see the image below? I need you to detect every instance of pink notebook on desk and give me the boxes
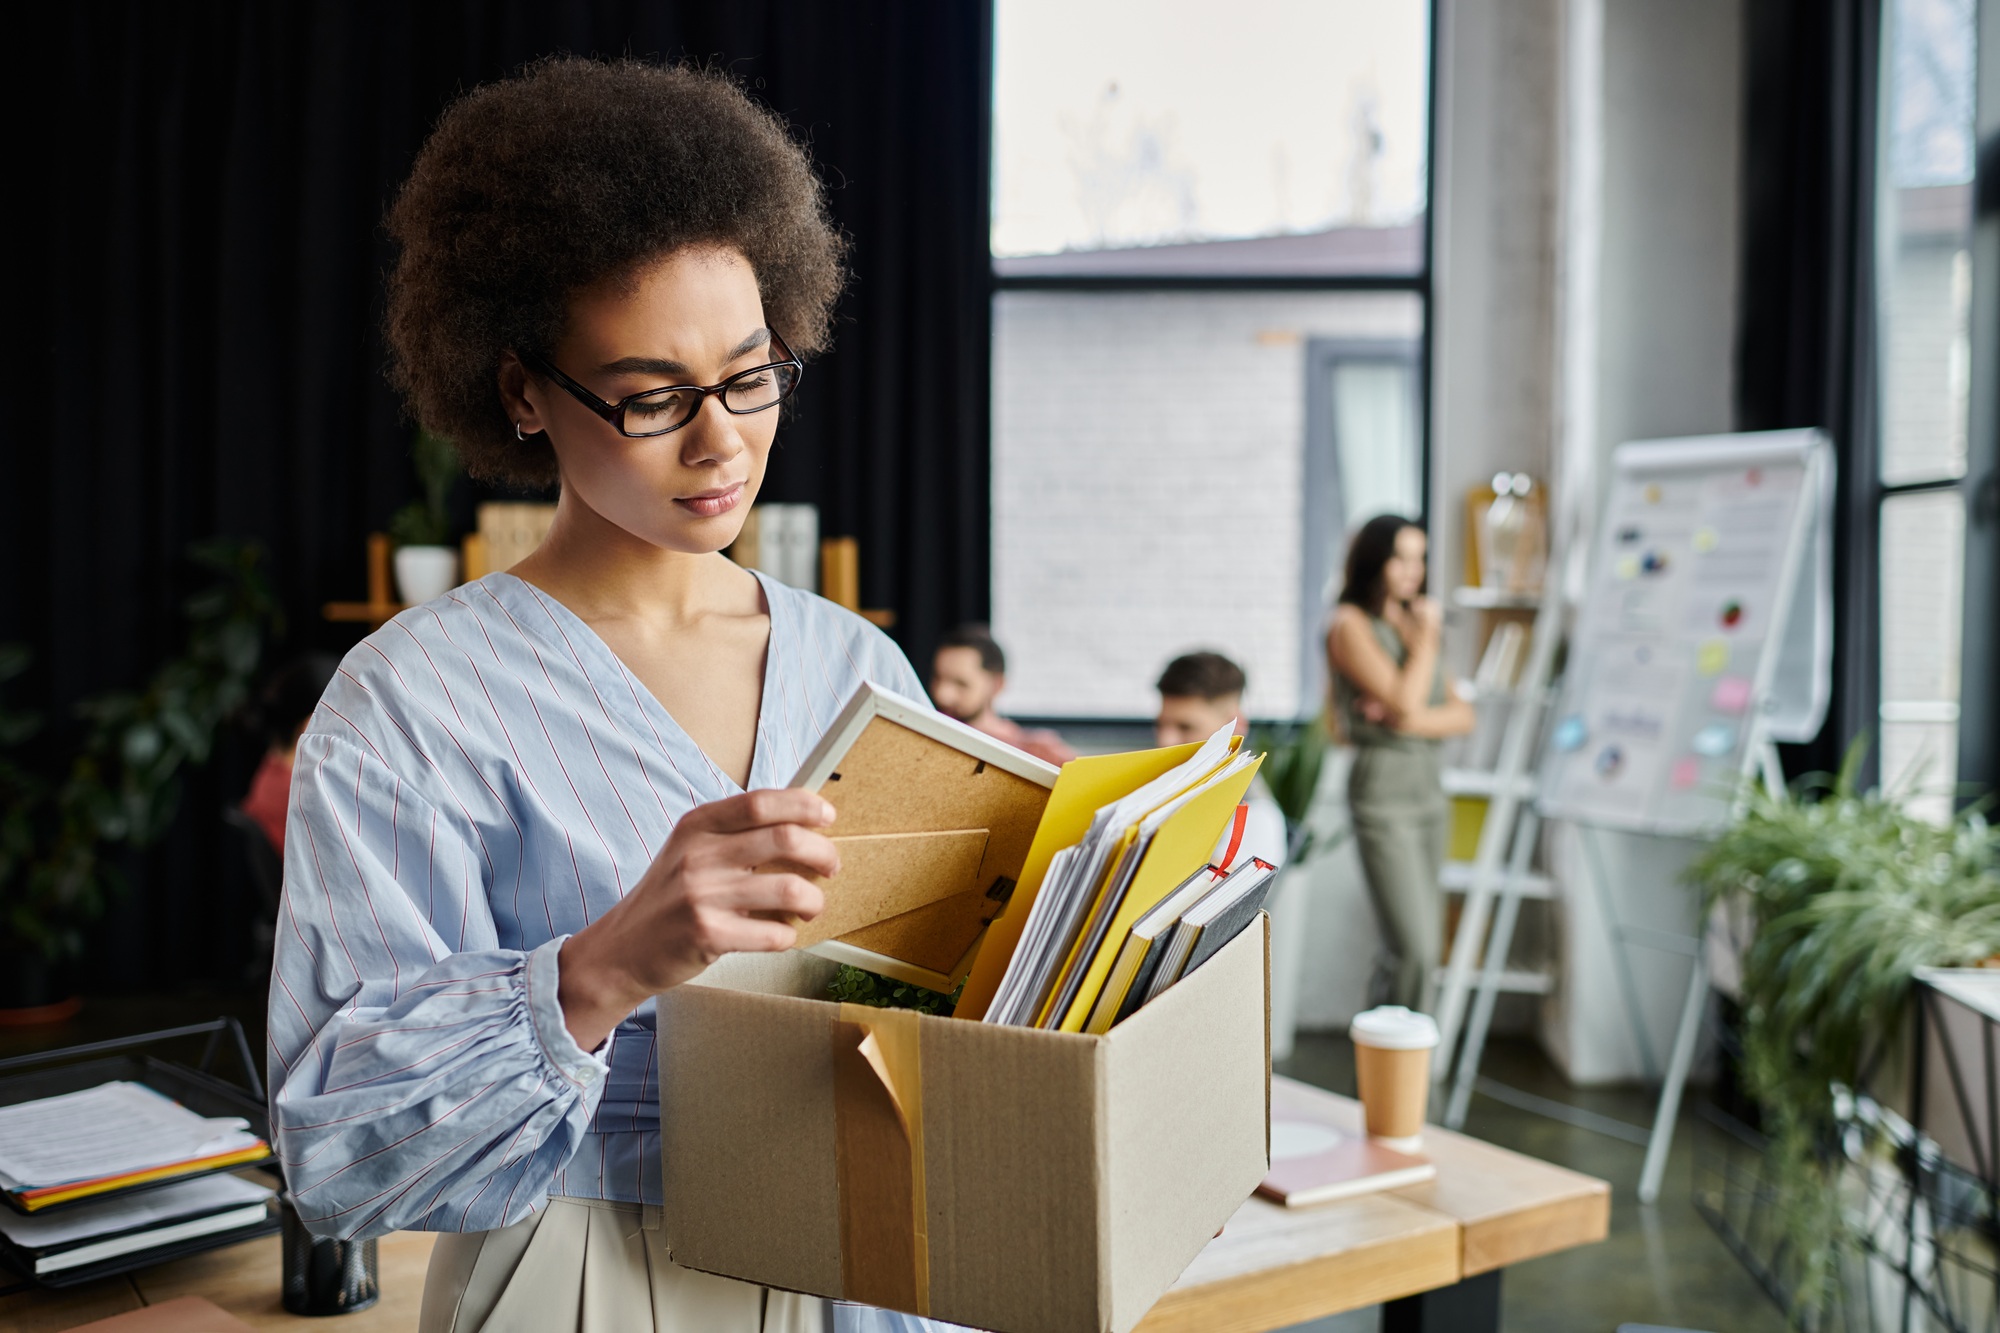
[1256,1083,1436,1207]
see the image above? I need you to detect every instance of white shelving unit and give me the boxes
[1428,583,1565,1131]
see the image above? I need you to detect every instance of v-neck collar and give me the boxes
[483,567,787,796]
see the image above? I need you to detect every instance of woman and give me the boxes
[1326,514,1475,1012]
[267,59,940,1332]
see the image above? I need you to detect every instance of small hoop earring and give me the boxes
[515,422,527,441]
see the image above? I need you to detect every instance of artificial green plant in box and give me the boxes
[1687,741,2000,1320]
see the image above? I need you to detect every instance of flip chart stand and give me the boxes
[1440,431,1831,1204]
[1573,729,1783,1204]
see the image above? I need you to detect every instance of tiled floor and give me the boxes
[1275,1032,1789,1333]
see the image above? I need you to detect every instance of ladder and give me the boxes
[1429,582,1568,1124]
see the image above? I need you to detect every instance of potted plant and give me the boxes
[0,541,281,1016]
[1251,709,1337,863]
[1687,743,2000,1321]
[388,427,462,606]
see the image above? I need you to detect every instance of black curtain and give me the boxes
[7,1,992,990]
[1735,0,1881,784]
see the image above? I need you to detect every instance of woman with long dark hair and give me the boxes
[1327,514,1475,1011]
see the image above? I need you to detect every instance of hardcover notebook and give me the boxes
[1141,858,1278,1006]
[1256,1081,1436,1208]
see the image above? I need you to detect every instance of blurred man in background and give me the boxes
[1155,650,1288,870]
[929,623,1076,766]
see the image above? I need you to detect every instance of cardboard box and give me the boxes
[659,915,1271,1333]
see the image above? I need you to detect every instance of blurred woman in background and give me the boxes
[1327,515,1474,1012]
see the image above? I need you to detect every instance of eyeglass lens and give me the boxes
[620,363,801,437]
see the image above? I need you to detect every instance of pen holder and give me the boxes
[280,1195,380,1315]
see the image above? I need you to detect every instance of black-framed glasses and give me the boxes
[519,330,803,438]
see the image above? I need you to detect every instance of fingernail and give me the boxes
[818,799,836,823]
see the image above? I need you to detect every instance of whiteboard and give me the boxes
[1539,430,1833,835]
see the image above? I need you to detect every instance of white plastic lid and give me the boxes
[1349,1006,1440,1050]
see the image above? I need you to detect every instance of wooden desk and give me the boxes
[1138,1078,1610,1332]
[0,1230,436,1333]
[3,1079,1605,1333]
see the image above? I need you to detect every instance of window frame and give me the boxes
[1298,338,1425,716]
[1955,10,2000,797]
[985,1,1440,723]
[1864,0,1998,802]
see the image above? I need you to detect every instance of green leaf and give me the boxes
[1685,733,2000,1316]
[0,538,281,966]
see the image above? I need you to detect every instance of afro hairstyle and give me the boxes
[384,56,846,488]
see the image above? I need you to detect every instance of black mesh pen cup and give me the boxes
[280,1195,380,1315]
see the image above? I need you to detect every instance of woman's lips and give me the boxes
[675,483,744,518]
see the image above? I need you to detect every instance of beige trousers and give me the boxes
[418,1196,826,1333]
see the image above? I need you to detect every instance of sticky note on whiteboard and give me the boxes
[1711,676,1753,714]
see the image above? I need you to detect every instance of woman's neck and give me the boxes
[509,487,756,627]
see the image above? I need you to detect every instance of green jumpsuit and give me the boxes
[1334,614,1449,1012]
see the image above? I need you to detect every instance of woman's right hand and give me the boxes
[1384,595,1441,644]
[556,789,838,1052]
[1403,595,1444,643]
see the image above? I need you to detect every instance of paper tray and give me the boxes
[0,1021,274,1218]
[0,1207,279,1290]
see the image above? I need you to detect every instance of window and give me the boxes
[1874,0,1982,815]
[990,0,1434,720]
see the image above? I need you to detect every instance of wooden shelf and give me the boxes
[322,601,407,626]
[1441,861,1556,900]
[1451,586,1542,610]
[1442,768,1538,800]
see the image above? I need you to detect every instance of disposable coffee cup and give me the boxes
[1349,1005,1440,1152]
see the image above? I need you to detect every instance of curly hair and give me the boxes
[385,57,846,487]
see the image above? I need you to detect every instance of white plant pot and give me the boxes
[394,546,459,606]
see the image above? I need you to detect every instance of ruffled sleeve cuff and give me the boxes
[526,936,614,1092]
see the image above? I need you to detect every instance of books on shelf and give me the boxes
[0,1081,273,1214]
[1257,1081,1436,1208]
[0,1173,273,1276]
[1462,620,1532,770]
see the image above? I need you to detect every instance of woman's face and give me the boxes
[1382,525,1428,603]
[511,245,779,555]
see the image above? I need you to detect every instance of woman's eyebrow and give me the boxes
[598,329,771,379]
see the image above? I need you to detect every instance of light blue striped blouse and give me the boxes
[267,569,927,1241]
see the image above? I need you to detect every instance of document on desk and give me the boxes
[0,1082,264,1189]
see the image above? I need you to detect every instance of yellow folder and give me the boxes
[954,741,1208,1022]
[1029,825,1143,1029]
[1049,755,1263,1033]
